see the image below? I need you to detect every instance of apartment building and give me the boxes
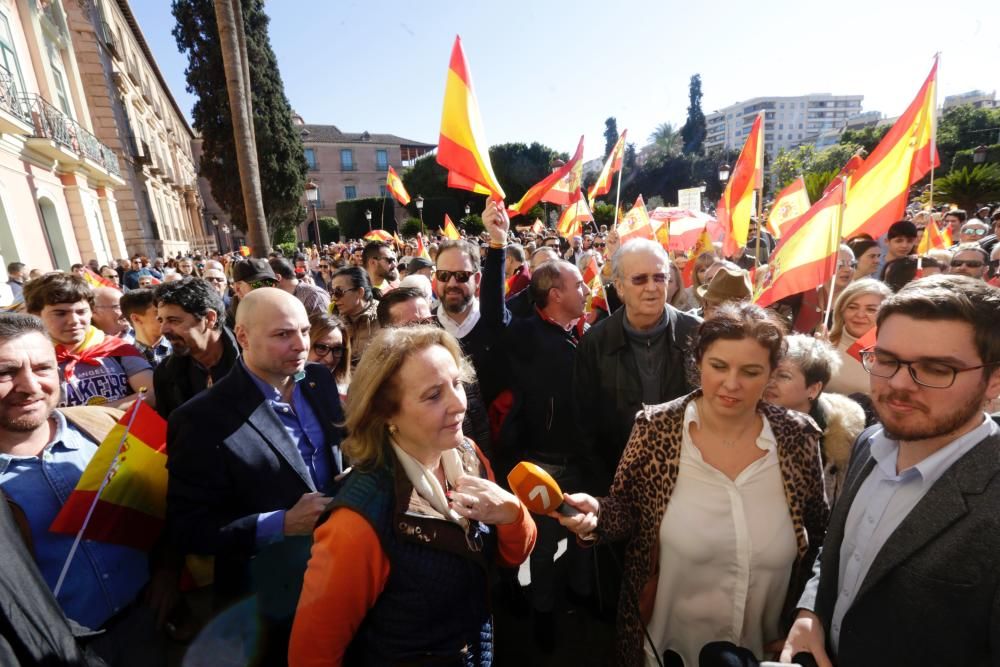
[943,90,998,111]
[0,0,127,273]
[64,0,208,258]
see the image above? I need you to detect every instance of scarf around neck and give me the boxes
[55,326,142,381]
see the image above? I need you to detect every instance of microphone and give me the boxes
[507,461,581,517]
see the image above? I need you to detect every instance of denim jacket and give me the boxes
[0,410,149,629]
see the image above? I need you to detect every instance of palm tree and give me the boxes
[929,165,1000,213]
[648,122,682,160]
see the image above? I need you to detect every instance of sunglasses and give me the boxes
[312,342,344,357]
[628,273,668,286]
[594,242,606,249]
[961,228,987,237]
[319,264,330,270]
[951,259,985,268]
[331,286,361,299]
[435,270,475,283]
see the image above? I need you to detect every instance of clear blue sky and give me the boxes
[133,0,1000,162]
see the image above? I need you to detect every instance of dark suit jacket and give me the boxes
[799,426,1000,666]
[166,361,344,604]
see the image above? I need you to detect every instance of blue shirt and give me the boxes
[0,411,149,630]
[134,336,173,368]
[243,361,339,546]
[829,415,998,649]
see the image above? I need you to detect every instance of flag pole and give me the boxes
[754,189,763,267]
[613,160,624,228]
[927,52,940,212]
[54,394,146,598]
[822,178,848,330]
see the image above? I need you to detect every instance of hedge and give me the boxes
[335,198,397,240]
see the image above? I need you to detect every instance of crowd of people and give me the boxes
[0,198,999,666]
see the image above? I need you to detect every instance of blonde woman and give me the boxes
[825,278,892,397]
[289,326,536,666]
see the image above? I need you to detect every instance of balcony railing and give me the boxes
[0,70,30,124]
[21,94,121,178]
[100,21,122,60]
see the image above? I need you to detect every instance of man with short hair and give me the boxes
[948,243,989,280]
[91,286,129,337]
[883,219,918,263]
[167,288,344,660]
[507,246,562,318]
[23,273,154,408]
[120,288,171,367]
[176,258,194,277]
[70,264,86,278]
[782,274,1000,666]
[362,241,399,295]
[6,261,25,300]
[99,265,121,288]
[124,257,151,290]
[505,243,531,298]
[269,257,330,316]
[0,314,166,664]
[406,256,434,279]
[575,238,702,490]
[153,277,239,419]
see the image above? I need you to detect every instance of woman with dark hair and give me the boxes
[553,303,828,666]
[847,237,881,280]
[306,312,351,396]
[289,326,536,665]
[330,266,379,368]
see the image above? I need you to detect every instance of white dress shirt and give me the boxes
[644,402,798,666]
[829,415,998,649]
[436,296,480,339]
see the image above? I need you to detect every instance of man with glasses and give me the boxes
[958,219,990,245]
[123,256,152,290]
[91,286,129,337]
[783,274,1000,666]
[574,238,702,492]
[362,241,399,296]
[948,243,989,280]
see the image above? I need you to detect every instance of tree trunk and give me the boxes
[214,0,269,257]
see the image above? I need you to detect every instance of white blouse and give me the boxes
[644,402,797,666]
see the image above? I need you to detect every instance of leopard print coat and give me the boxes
[596,390,829,666]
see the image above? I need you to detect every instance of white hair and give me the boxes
[611,238,669,281]
[399,274,433,301]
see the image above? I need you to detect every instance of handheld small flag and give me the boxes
[847,326,878,363]
[588,130,627,204]
[508,136,584,217]
[239,245,251,257]
[416,234,432,260]
[82,268,119,291]
[364,229,393,242]
[616,195,655,243]
[767,177,811,238]
[917,219,948,255]
[681,228,714,288]
[556,195,593,239]
[442,214,461,240]
[386,166,411,206]
[530,219,545,235]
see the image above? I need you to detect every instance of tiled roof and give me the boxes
[299,124,435,147]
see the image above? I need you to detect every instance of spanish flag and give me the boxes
[442,214,461,240]
[437,36,505,200]
[588,130,627,204]
[824,155,863,196]
[364,229,393,242]
[49,400,167,551]
[754,179,845,309]
[416,233,432,260]
[767,177,810,238]
[841,59,938,239]
[616,195,655,243]
[681,228,713,288]
[82,268,119,291]
[916,219,948,254]
[542,143,585,207]
[509,136,585,217]
[386,166,411,206]
[584,254,608,314]
[530,219,545,235]
[557,195,593,239]
[717,112,763,257]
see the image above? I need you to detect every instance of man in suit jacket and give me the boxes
[782,275,1000,667]
[166,288,344,641]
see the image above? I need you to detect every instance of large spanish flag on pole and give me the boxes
[437,36,505,200]
[754,180,845,308]
[541,142,585,207]
[49,399,167,551]
[717,113,764,257]
[508,136,585,217]
[588,130,627,203]
[385,166,411,206]
[841,58,939,240]
[767,177,810,238]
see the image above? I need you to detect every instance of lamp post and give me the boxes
[365,209,372,231]
[220,224,230,253]
[211,214,221,253]
[304,180,321,245]
[464,203,471,217]
[718,163,731,183]
[415,195,424,235]
[973,145,989,165]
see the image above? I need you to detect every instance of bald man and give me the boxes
[166,288,345,657]
[91,286,129,336]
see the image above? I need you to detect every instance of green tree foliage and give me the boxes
[335,198,396,239]
[172,0,307,238]
[317,216,340,243]
[770,144,862,190]
[680,74,707,155]
[838,125,890,154]
[648,123,683,165]
[489,143,568,207]
[621,147,738,211]
[400,218,424,238]
[803,170,839,203]
[937,105,1000,173]
[591,201,616,228]
[460,214,485,235]
[604,117,619,159]
[624,142,637,173]
[928,165,1000,213]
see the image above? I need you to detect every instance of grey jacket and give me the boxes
[799,427,1000,666]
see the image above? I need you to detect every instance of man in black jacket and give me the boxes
[574,238,701,492]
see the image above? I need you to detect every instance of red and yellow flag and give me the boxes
[584,254,608,314]
[437,36,505,200]
[588,130,627,203]
[386,166,411,206]
[841,59,939,239]
[239,245,251,257]
[416,233,432,260]
[847,326,878,363]
[542,143,585,207]
[616,195,655,243]
[754,179,845,309]
[364,229,393,242]
[916,219,949,254]
[82,268,119,292]
[49,400,167,551]
[681,228,713,288]
[717,113,764,257]
[442,214,461,240]
[557,195,593,239]
[767,177,811,238]
[530,219,545,235]
[509,136,585,217]
[824,155,864,196]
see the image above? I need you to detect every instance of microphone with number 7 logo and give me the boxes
[506,461,581,517]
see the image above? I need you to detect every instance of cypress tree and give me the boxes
[681,74,707,155]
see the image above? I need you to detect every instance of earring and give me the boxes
[387,424,398,434]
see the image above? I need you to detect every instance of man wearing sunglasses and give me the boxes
[783,275,1000,666]
[948,243,989,281]
[362,241,399,296]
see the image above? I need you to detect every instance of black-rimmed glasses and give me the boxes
[861,349,999,389]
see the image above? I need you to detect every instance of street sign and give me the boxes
[677,187,703,212]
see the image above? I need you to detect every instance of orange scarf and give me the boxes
[55,326,142,381]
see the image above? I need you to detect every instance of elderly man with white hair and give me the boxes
[574,238,702,492]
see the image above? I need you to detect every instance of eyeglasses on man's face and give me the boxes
[627,272,668,286]
[950,259,985,269]
[861,349,998,389]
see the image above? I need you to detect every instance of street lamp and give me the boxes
[220,224,230,253]
[415,195,425,235]
[304,180,321,245]
[973,145,989,165]
[210,214,221,253]
[464,203,471,217]
[365,209,372,231]
[718,163,731,183]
